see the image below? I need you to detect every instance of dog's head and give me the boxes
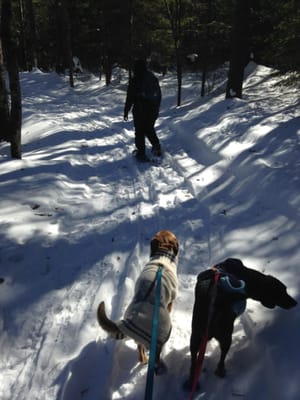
[261,275,297,309]
[150,230,179,258]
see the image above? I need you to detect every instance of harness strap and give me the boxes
[189,271,220,400]
[144,265,163,400]
[143,270,159,301]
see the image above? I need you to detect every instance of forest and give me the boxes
[1,0,300,159]
[0,3,300,399]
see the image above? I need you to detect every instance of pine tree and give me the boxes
[1,0,22,159]
[226,0,251,99]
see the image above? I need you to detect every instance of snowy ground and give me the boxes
[0,63,299,400]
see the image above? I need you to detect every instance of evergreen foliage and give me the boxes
[0,0,299,159]
[1,0,298,74]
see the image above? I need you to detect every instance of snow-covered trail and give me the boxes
[58,69,299,400]
[0,65,299,400]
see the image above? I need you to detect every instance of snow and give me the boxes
[0,63,299,400]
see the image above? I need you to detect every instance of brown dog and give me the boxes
[97,230,179,371]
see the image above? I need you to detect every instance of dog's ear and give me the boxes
[173,239,179,256]
[150,238,160,256]
[172,236,179,256]
[165,230,179,256]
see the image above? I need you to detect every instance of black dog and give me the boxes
[187,258,297,388]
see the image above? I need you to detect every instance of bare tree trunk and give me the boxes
[165,0,183,106]
[0,41,9,141]
[175,45,182,106]
[17,0,38,70]
[55,0,74,88]
[23,0,38,70]
[102,0,116,86]
[201,0,212,97]
[1,0,22,159]
[65,0,74,88]
[103,54,113,86]
[225,0,251,99]
[200,65,207,97]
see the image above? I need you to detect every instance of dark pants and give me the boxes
[133,103,160,155]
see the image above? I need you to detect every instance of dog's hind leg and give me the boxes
[138,343,166,374]
[154,345,168,375]
[215,338,231,377]
[189,330,201,383]
[185,283,210,389]
[138,344,149,364]
[182,329,202,391]
[214,320,234,378]
[185,307,207,389]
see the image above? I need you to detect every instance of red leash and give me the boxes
[189,272,220,400]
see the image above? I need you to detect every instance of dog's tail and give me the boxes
[97,301,125,340]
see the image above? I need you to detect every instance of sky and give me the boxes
[0,62,299,400]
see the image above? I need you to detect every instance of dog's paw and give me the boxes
[154,360,168,375]
[182,378,200,392]
[214,366,226,378]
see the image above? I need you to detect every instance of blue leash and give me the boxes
[144,265,163,400]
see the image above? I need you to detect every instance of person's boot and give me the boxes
[132,149,149,162]
[151,145,162,157]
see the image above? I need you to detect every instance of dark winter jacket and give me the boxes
[124,69,161,119]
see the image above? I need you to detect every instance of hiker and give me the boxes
[124,59,162,161]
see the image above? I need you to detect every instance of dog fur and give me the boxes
[187,258,297,388]
[97,230,179,368]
